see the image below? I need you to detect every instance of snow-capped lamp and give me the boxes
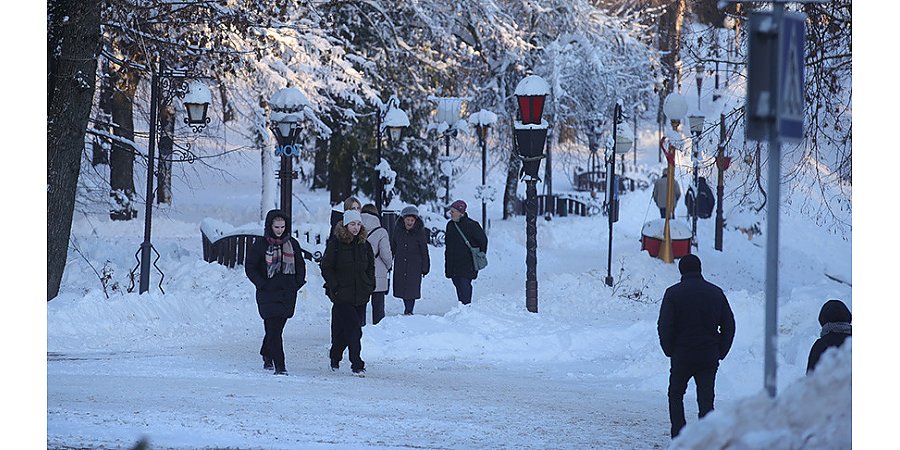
[615,120,634,154]
[663,92,688,131]
[269,87,309,146]
[514,75,550,179]
[382,102,410,145]
[183,80,212,132]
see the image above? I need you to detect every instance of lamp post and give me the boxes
[660,92,688,263]
[430,96,467,206]
[131,61,211,294]
[469,109,498,229]
[375,96,410,214]
[269,87,309,222]
[714,113,731,251]
[514,75,550,313]
[605,101,633,286]
[688,114,705,248]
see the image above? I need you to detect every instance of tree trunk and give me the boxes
[156,104,174,204]
[503,126,521,220]
[47,0,101,301]
[91,58,112,166]
[108,67,140,220]
[328,129,354,205]
[657,0,687,124]
[219,84,235,123]
[312,136,329,190]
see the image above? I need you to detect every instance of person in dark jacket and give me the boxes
[245,209,307,375]
[657,254,735,439]
[320,210,375,376]
[807,299,852,374]
[685,177,715,219]
[444,199,487,305]
[361,203,392,325]
[391,205,430,315]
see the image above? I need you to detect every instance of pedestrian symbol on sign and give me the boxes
[777,12,806,141]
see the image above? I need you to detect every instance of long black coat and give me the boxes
[245,210,307,319]
[320,222,375,306]
[444,214,487,280]
[807,300,852,374]
[658,273,735,364]
[391,216,430,300]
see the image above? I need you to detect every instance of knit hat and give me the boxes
[400,205,419,218]
[678,254,701,274]
[343,210,363,225]
[449,199,467,214]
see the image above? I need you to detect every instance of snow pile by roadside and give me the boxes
[671,342,851,450]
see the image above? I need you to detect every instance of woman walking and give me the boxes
[444,200,487,305]
[390,205,430,315]
[245,209,307,375]
[320,210,375,376]
[361,204,392,325]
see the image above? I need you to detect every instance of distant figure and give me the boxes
[391,205,430,315]
[807,299,852,374]
[657,254,735,439]
[444,199,487,305]
[361,204,392,325]
[245,209,307,376]
[321,210,374,376]
[685,177,715,219]
[652,168,681,219]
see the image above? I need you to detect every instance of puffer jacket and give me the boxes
[245,209,307,319]
[361,212,392,293]
[320,222,375,306]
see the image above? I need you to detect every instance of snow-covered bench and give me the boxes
[200,218,326,268]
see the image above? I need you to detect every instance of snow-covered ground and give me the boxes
[34,127,861,449]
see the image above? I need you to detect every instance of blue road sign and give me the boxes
[777,12,806,142]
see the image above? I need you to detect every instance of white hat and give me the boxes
[343,210,363,226]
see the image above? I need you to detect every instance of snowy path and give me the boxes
[48,323,673,449]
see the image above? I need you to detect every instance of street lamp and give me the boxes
[130,61,211,294]
[659,91,688,263]
[269,87,309,223]
[687,113,705,248]
[605,102,633,287]
[695,63,704,110]
[375,96,409,214]
[468,109,498,230]
[514,74,550,313]
[430,96,467,205]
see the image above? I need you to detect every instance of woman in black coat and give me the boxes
[807,299,852,374]
[320,210,375,376]
[391,205,430,315]
[444,200,487,305]
[245,209,307,375]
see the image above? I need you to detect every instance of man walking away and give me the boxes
[657,254,735,439]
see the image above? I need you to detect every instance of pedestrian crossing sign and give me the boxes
[777,12,806,142]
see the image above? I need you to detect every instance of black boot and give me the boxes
[263,356,274,370]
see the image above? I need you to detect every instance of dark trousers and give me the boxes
[452,277,473,305]
[370,291,386,325]
[402,299,416,315]
[260,317,288,371]
[659,207,675,219]
[330,303,365,371]
[668,359,718,438]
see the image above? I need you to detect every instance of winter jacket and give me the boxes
[320,222,375,306]
[245,209,307,320]
[361,212,393,293]
[807,300,852,374]
[444,214,488,280]
[391,215,430,300]
[685,178,715,219]
[652,176,681,210]
[658,273,735,364]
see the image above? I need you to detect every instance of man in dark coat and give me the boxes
[391,205,430,315]
[444,200,487,305]
[685,177,715,219]
[320,210,375,375]
[657,254,735,439]
[245,209,307,375]
[807,299,851,374]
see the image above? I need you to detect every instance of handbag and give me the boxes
[453,222,488,271]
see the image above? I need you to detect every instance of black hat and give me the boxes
[678,254,701,274]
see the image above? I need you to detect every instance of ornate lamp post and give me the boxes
[605,102,633,286]
[687,114,705,248]
[269,87,309,223]
[130,62,211,294]
[430,96,467,206]
[514,74,550,313]
[715,113,731,251]
[375,96,409,214]
[468,109,498,229]
[659,92,688,263]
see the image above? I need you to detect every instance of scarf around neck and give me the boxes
[821,321,851,338]
[265,236,296,278]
